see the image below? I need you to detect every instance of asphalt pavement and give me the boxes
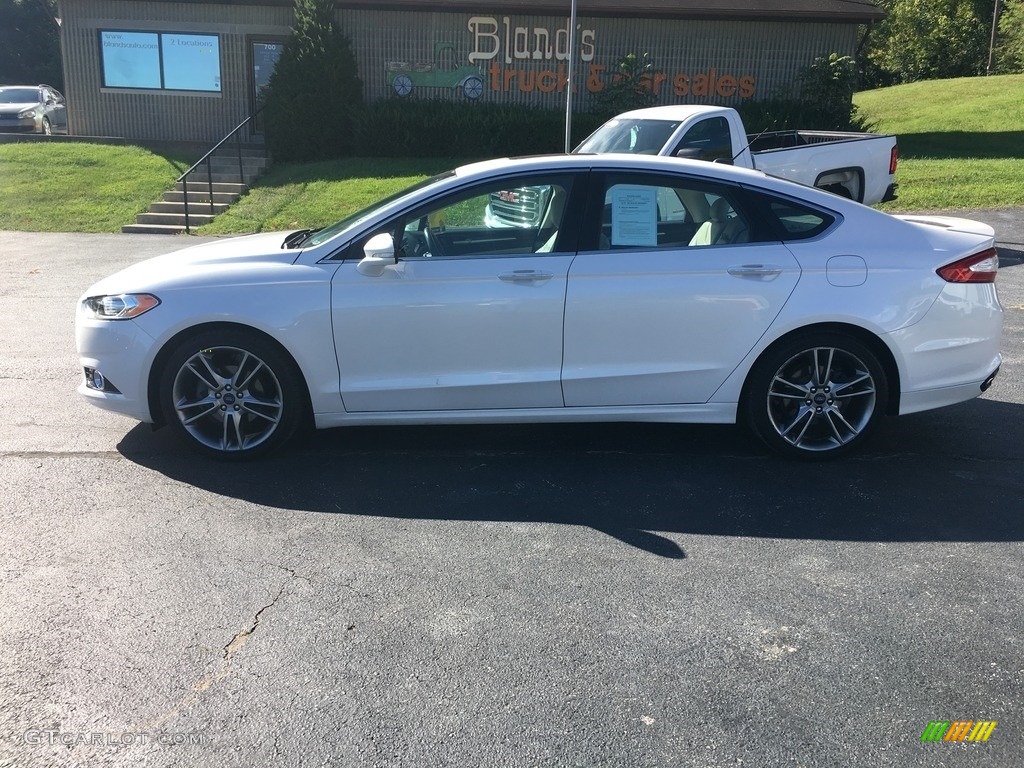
[0,212,1022,768]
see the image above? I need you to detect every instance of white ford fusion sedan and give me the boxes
[77,154,1002,459]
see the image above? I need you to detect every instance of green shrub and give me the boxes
[592,53,659,120]
[738,54,873,133]
[350,100,604,157]
[263,0,363,162]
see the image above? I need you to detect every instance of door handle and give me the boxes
[727,264,784,279]
[499,270,553,283]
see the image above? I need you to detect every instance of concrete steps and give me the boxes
[123,143,268,234]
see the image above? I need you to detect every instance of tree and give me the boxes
[995,0,1024,72]
[263,0,363,162]
[0,0,62,87]
[591,53,658,120]
[862,0,994,86]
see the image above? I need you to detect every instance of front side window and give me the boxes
[100,30,221,92]
[594,173,755,250]
[376,174,577,260]
[673,117,733,162]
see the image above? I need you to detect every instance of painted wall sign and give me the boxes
[465,16,755,99]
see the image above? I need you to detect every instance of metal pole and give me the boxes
[563,0,578,153]
[987,0,1002,74]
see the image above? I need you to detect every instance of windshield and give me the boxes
[575,118,681,155]
[301,170,456,247]
[0,88,42,104]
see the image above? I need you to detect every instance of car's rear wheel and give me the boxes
[744,332,887,458]
[158,329,306,459]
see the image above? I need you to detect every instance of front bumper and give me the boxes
[76,312,158,422]
[0,114,41,133]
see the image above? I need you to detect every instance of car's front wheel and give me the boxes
[158,329,307,459]
[744,332,888,458]
[41,117,52,136]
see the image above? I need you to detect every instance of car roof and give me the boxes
[608,105,736,121]
[455,152,769,186]
[451,152,861,212]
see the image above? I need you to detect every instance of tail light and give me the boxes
[889,145,899,176]
[937,248,998,283]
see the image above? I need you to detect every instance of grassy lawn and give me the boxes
[2,75,1021,234]
[0,143,190,232]
[854,74,1024,211]
[199,157,462,235]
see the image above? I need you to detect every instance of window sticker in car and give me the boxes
[610,186,657,247]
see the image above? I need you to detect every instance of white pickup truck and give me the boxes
[575,105,898,205]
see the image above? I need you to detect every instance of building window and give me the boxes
[100,30,222,92]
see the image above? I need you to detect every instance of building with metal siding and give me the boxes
[57,0,883,143]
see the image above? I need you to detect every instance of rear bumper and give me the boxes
[899,361,1000,415]
[881,183,898,203]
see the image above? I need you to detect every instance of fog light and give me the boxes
[84,367,121,393]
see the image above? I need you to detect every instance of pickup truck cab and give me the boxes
[575,105,898,205]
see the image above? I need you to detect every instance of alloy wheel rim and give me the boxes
[766,346,876,452]
[172,346,283,452]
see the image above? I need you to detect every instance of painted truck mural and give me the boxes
[385,42,485,100]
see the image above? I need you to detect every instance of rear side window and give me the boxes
[765,199,835,240]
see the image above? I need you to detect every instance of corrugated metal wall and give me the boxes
[59,0,292,142]
[340,10,857,107]
[59,1,858,142]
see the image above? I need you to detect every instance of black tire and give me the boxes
[820,182,852,199]
[158,328,307,459]
[743,331,888,459]
[41,118,52,136]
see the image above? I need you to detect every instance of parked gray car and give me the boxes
[0,84,67,134]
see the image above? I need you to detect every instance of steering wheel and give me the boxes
[423,219,445,258]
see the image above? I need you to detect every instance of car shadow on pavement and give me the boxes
[118,397,1024,559]
[997,246,1024,266]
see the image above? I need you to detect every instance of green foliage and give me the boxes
[591,53,659,119]
[996,0,1024,72]
[263,0,363,162]
[738,55,872,132]
[0,0,62,88]
[854,73,1024,210]
[0,142,189,232]
[350,100,603,157]
[863,0,991,86]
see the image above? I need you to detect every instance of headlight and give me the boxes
[18,108,38,119]
[82,293,161,320]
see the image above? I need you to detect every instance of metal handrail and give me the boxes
[179,105,265,233]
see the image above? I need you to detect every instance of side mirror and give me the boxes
[674,147,705,160]
[356,232,395,277]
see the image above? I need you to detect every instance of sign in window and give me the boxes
[100,31,221,92]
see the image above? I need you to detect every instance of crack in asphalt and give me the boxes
[134,571,299,733]
[222,585,286,661]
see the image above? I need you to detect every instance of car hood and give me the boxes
[83,231,305,295]
[0,102,40,114]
